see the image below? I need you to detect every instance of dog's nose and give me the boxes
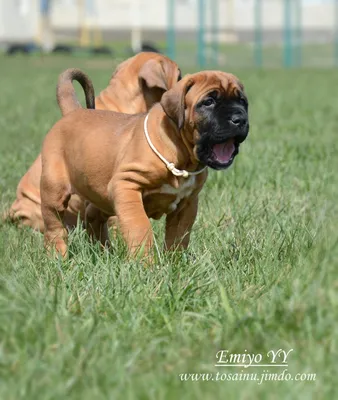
[230,114,246,128]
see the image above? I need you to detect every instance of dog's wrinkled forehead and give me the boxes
[185,71,244,104]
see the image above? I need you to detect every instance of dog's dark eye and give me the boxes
[201,98,215,107]
[239,97,247,107]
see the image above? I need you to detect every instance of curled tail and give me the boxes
[57,68,95,116]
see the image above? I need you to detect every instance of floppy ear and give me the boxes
[160,78,194,130]
[138,59,168,91]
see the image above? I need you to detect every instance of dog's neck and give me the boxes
[147,104,201,172]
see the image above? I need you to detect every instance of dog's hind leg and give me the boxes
[85,203,110,248]
[107,215,119,239]
[40,162,71,258]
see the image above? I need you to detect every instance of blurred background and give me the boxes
[0,0,336,69]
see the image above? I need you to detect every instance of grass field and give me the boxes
[0,54,337,399]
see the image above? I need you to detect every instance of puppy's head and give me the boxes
[137,52,182,108]
[109,52,181,112]
[161,71,249,170]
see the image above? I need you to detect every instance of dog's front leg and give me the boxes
[165,195,199,251]
[112,183,153,255]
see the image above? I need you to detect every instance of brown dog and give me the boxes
[4,52,181,232]
[40,70,249,257]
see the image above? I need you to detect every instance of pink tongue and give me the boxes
[213,139,235,163]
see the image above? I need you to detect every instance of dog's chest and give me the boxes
[143,176,196,218]
[160,176,197,212]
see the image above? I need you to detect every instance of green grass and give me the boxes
[0,55,337,399]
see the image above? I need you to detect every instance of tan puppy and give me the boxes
[4,52,181,232]
[40,70,249,257]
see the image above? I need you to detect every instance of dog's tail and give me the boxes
[57,68,95,116]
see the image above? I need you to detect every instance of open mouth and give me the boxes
[208,138,239,169]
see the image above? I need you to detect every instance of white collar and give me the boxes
[143,113,207,178]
